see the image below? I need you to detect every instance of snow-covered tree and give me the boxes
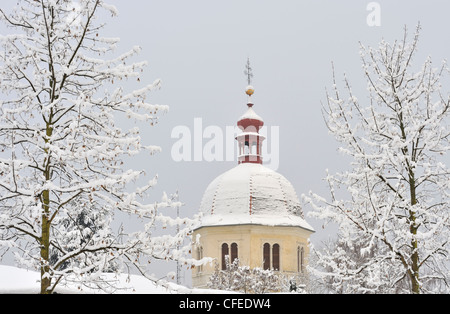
[207,257,282,294]
[0,0,199,294]
[208,256,241,292]
[304,25,450,294]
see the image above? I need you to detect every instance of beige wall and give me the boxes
[192,224,313,288]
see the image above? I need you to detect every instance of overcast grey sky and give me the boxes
[97,0,450,233]
[105,0,450,283]
[2,0,450,285]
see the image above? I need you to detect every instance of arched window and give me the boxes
[221,243,229,270]
[297,246,305,273]
[301,247,304,272]
[197,246,203,273]
[263,243,281,271]
[251,141,257,155]
[272,244,280,271]
[244,140,250,154]
[231,243,238,263]
[263,243,271,270]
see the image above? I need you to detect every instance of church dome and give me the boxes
[198,163,314,231]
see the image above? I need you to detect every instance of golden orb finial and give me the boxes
[246,85,255,96]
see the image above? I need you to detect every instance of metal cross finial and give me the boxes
[244,57,254,86]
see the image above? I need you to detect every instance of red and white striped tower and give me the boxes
[236,86,266,165]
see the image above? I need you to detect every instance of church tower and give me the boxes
[192,65,314,290]
[236,85,265,165]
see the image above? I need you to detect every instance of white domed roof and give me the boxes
[197,163,314,231]
[239,106,264,123]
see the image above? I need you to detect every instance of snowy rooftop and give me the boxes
[0,265,227,294]
[238,106,264,123]
[197,163,314,231]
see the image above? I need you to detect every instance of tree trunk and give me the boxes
[409,173,420,294]
[40,123,53,294]
[40,190,51,294]
[399,107,421,294]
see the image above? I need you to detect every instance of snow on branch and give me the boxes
[0,0,197,294]
[305,24,450,294]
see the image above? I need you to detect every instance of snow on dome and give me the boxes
[238,106,264,123]
[197,163,314,231]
